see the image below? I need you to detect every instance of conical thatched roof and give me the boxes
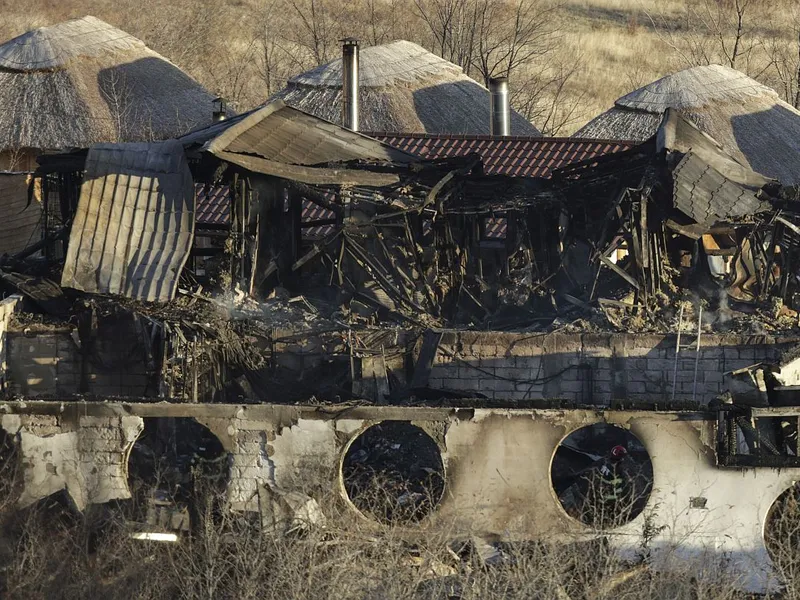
[0,16,221,152]
[575,64,800,185]
[271,40,540,135]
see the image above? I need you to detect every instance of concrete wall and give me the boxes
[0,412,142,509]
[5,329,154,398]
[0,399,796,593]
[425,331,796,406]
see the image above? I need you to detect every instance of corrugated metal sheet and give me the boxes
[193,134,635,230]
[672,151,770,226]
[372,134,635,178]
[0,173,40,255]
[61,141,194,302]
[190,101,414,166]
[214,149,400,186]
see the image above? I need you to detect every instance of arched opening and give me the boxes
[341,421,445,525]
[550,424,653,529]
[126,418,229,539]
[765,483,800,579]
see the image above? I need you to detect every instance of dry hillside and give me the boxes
[2,0,798,134]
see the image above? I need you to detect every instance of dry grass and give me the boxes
[0,439,795,600]
[0,484,767,600]
[0,0,796,134]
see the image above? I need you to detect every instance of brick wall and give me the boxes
[1,412,142,508]
[426,332,798,406]
[197,416,276,512]
[6,330,154,398]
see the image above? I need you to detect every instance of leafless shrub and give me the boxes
[0,461,769,600]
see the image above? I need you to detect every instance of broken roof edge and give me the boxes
[656,108,776,192]
[370,131,641,146]
[202,100,286,155]
[199,100,418,164]
[214,150,401,186]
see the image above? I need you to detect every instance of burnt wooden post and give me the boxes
[41,174,50,261]
[289,187,303,269]
[249,176,283,297]
[229,173,240,292]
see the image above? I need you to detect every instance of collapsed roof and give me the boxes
[575,65,800,185]
[270,40,540,136]
[1,100,796,410]
[26,102,800,336]
[0,16,224,152]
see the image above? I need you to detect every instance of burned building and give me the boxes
[2,81,800,592]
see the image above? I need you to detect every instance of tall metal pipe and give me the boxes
[489,77,511,137]
[341,38,360,132]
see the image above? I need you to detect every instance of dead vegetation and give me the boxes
[2,0,797,135]
[0,413,796,599]
[0,459,782,600]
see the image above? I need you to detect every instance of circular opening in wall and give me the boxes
[764,483,800,575]
[550,424,653,529]
[127,418,229,534]
[341,421,445,525]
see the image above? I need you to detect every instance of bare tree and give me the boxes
[471,0,561,85]
[646,0,773,75]
[413,0,480,75]
[512,55,586,136]
[254,0,288,98]
[283,0,346,66]
[361,0,405,46]
[764,3,800,108]
[413,0,568,133]
[413,0,561,84]
[206,38,261,110]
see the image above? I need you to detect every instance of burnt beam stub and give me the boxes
[717,407,800,468]
[550,423,653,529]
[341,421,445,525]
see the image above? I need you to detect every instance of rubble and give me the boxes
[21,104,800,342]
[2,92,800,594]
[342,421,445,524]
[0,102,795,412]
[551,424,653,528]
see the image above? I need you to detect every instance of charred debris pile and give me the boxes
[3,105,800,404]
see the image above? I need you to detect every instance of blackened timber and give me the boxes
[599,255,640,290]
[1,227,68,263]
[292,234,341,272]
[345,238,425,313]
[410,330,443,390]
[286,182,344,216]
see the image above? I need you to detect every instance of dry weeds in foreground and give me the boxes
[0,430,794,599]
[0,479,797,600]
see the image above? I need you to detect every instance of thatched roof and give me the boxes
[271,40,540,136]
[575,64,800,185]
[0,16,221,153]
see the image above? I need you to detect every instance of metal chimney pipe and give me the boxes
[341,38,360,132]
[489,77,510,137]
[212,97,228,123]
